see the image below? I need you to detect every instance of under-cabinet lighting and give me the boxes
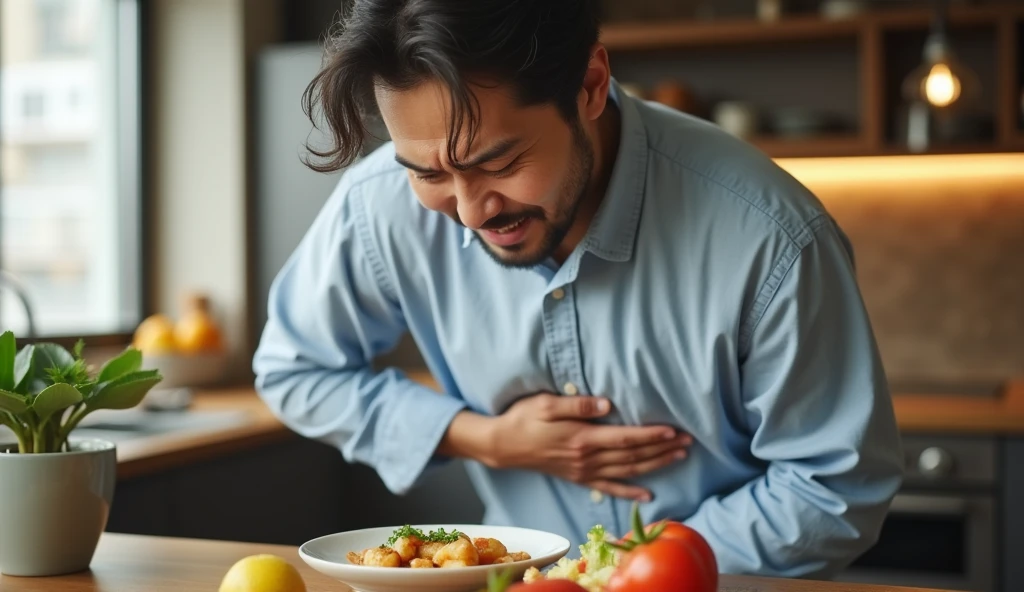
[775,153,1024,184]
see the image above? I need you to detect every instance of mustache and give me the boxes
[454,210,545,230]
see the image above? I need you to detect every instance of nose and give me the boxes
[453,176,501,229]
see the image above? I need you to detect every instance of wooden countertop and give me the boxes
[891,380,1024,434]
[0,532,951,592]
[111,388,294,480]
[108,372,1024,480]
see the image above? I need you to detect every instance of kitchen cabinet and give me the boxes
[601,3,1024,157]
[106,437,348,545]
[105,436,483,545]
[1002,439,1024,592]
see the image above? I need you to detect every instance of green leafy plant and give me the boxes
[0,331,162,453]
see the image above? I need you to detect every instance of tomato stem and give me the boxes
[608,501,667,552]
[631,501,645,541]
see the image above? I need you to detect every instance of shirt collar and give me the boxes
[461,78,649,263]
[581,78,648,262]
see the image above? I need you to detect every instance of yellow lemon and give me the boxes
[219,554,307,592]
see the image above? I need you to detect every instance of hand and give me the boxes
[488,394,691,501]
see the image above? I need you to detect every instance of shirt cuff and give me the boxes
[375,381,467,494]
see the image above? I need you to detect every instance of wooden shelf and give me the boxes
[601,3,1024,52]
[600,14,861,51]
[602,3,1024,158]
[868,4,1024,31]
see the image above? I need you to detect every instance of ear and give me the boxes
[578,44,612,123]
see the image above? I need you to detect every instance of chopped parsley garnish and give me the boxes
[384,525,464,547]
[425,527,462,544]
[385,525,426,547]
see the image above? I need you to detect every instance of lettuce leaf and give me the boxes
[579,524,618,572]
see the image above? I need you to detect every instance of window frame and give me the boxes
[0,0,147,347]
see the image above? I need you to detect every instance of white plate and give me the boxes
[299,524,571,592]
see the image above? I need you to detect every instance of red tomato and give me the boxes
[606,537,717,592]
[506,581,589,592]
[620,520,717,579]
[643,520,718,578]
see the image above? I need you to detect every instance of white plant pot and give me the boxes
[0,439,116,576]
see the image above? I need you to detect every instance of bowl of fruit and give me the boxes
[132,293,227,389]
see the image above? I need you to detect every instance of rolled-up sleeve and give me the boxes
[683,215,904,578]
[252,178,466,494]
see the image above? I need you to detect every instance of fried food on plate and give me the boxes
[347,525,532,568]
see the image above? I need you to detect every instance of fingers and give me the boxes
[535,394,611,421]
[586,479,652,502]
[585,434,690,471]
[580,423,684,450]
[589,444,689,481]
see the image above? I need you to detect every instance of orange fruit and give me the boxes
[174,294,224,354]
[133,314,178,355]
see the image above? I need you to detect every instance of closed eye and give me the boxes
[483,156,521,178]
[413,171,444,184]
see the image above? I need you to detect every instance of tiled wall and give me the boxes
[795,163,1024,386]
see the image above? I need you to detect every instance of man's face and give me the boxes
[376,80,594,268]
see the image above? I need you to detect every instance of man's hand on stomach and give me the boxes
[439,393,691,501]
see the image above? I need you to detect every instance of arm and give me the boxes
[252,179,466,495]
[683,216,904,578]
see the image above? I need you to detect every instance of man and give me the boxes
[253,0,903,578]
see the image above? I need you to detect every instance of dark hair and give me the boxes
[302,0,601,172]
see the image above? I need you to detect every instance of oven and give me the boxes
[837,435,999,592]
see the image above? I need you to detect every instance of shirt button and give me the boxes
[563,382,579,396]
[551,288,565,300]
[590,489,605,503]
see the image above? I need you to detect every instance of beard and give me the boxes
[474,120,595,269]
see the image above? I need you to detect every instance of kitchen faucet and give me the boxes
[0,270,37,338]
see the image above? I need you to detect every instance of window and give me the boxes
[21,91,45,118]
[0,0,141,339]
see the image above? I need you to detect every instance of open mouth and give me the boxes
[493,218,527,234]
[480,216,534,247]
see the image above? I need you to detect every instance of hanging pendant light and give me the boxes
[901,0,981,151]
[902,0,979,109]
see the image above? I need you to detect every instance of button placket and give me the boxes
[543,280,615,527]
[544,284,584,399]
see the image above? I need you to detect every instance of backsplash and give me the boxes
[800,168,1024,386]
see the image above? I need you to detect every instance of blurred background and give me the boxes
[1,1,1023,591]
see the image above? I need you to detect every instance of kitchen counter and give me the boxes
[101,388,295,480]
[76,371,1024,480]
[890,379,1024,434]
[0,532,952,591]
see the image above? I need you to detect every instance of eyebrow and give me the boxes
[394,137,521,174]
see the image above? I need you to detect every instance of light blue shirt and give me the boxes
[253,81,903,579]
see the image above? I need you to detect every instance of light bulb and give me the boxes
[922,62,961,107]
